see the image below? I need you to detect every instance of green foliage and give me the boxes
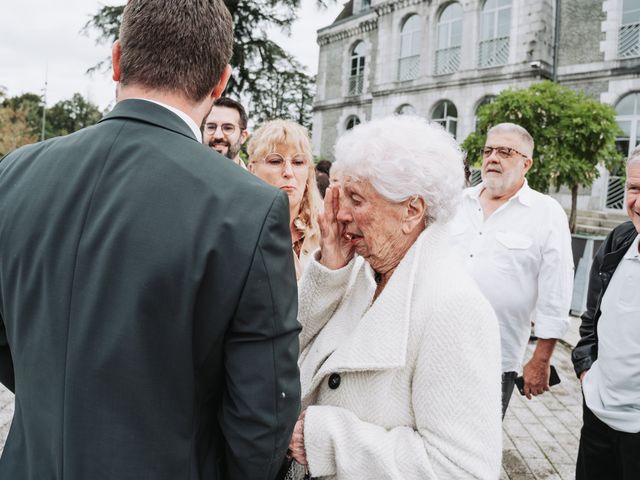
[1,91,103,143]
[1,93,43,137]
[0,105,38,156]
[46,93,103,137]
[82,1,329,129]
[462,81,624,194]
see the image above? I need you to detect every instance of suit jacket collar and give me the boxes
[302,223,448,401]
[99,99,199,142]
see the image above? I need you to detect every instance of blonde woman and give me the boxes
[248,120,322,280]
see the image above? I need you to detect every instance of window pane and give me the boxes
[447,102,458,117]
[449,119,458,137]
[616,94,638,115]
[498,0,511,7]
[497,9,511,36]
[450,20,463,46]
[441,3,463,22]
[411,32,421,55]
[433,102,445,119]
[484,0,497,8]
[403,14,420,33]
[353,42,365,56]
[481,12,494,40]
[622,9,640,24]
[438,25,448,47]
[618,120,632,137]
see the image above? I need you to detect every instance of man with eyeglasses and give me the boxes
[203,97,249,169]
[450,123,573,418]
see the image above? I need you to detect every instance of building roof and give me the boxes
[333,1,354,24]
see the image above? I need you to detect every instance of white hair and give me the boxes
[629,144,640,171]
[487,122,534,158]
[333,115,464,224]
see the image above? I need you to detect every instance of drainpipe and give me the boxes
[553,0,561,82]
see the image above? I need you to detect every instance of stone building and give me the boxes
[312,0,640,218]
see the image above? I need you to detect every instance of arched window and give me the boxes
[432,100,458,138]
[435,3,463,75]
[615,92,640,157]
[619,0,640,58]
[474,95,496,129]
[345,115,361,130]
[479,0,511,67]
[396,104,417,115]
[348,42,366,96]
[399,15,422,81]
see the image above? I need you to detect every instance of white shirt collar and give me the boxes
[464,179,533,207]
[133,98,202,142]
[624,235,640,261]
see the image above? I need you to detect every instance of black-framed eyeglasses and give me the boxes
[481,146,530,160]
[204,123,239,135]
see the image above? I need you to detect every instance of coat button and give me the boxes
[328,373,341,389]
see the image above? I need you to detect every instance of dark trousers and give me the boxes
[501,371,517,420]
[576,402,640,480]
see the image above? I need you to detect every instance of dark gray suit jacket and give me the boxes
[0,99,301,480]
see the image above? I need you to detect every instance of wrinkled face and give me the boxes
[336,178,407,269]
[481,131,532,194]
[626,161,640,235]
[249,143,310,213]
[202,106,247,160]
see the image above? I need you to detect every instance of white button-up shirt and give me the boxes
[583,235,640,433]
[449,181,574,372]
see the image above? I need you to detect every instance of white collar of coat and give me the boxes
[305,222,449,394]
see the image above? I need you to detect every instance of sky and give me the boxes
[0,0,345,111]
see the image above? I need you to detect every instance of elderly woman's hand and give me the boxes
[288,410,307,466]
[318,186,354,270]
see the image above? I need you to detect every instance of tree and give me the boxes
[1,92,44,138]
[46,93,103,137]
[83,1,328,129]
[462,81,624,232]
[0,106,38,157]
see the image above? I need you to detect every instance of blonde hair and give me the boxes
[247,119,322,241]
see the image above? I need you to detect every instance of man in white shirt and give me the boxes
[450,123,573,418]
[572,152,640,479]
[203,97,249,169]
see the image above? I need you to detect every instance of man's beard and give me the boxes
[210,139,242,160]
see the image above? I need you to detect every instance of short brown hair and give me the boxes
[119,0,233,103]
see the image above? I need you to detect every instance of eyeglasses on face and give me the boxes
[481,146,529,160]
[262,153,310,171]
[204,123,239,135]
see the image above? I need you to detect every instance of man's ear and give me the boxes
[402,196,426,234]
[112,40,122,82]
[211,65,232,100]
[240,129,249,145]
[523,157,533,175]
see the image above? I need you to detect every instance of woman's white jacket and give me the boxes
[297,223,502,479]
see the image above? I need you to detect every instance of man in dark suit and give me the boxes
[0,1,301,479]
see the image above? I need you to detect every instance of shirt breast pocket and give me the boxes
[494,231,534,274]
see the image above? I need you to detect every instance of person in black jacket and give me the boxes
[572,152,640,480]
[0,1,301,479]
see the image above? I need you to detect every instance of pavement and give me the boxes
[0,317,585,478]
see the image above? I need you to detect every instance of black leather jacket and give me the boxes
[571,221,638,377]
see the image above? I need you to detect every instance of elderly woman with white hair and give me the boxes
[286,115,502,479]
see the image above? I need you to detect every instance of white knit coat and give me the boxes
[297,223,502,479]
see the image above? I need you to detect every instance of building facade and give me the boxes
[312,0,640,213]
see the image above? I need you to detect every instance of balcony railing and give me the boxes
[434,46,461,75]
[398,55,420,81]
[348,74,364,96]
[606,176,625,210]
[478,36,510,68]
[618,22,640,58]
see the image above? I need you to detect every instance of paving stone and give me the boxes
[503,449,531,474]
[512,436,546,459]
[524,457,559,479]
